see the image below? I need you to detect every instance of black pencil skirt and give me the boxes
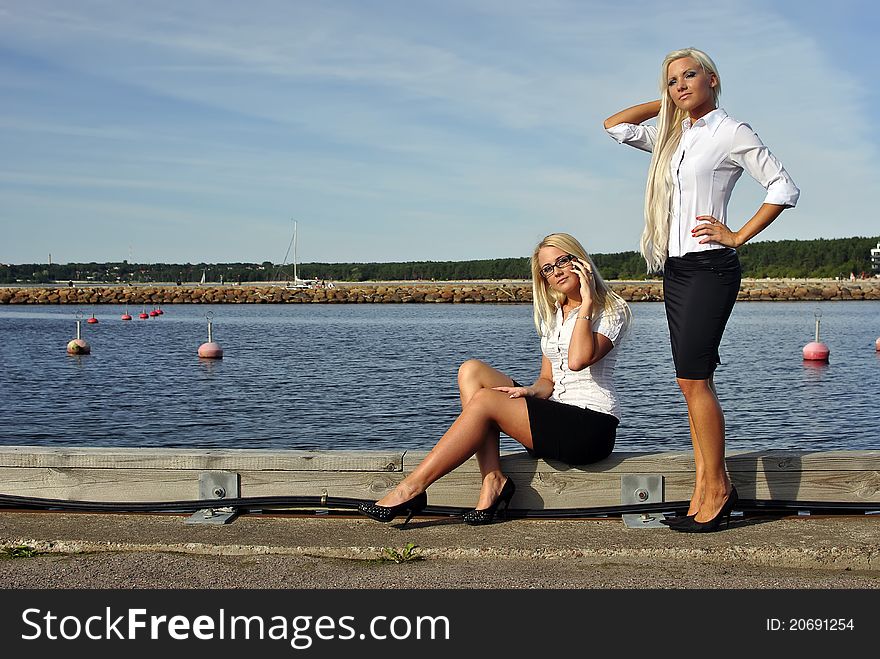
[663,248,741,380]
[523,396,618,465]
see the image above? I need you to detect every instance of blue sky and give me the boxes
[1,0,877,265]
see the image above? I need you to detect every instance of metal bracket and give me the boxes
[185,472,240,525]
[314,488,331,516]
[620,474,666,529]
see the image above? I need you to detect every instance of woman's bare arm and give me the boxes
[603,100,661,129]
[494,355,555,399]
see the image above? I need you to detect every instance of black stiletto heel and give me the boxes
[462,478,516,526]
[660,514,695,527]
[357,491,428,527]
[672,486,738,533]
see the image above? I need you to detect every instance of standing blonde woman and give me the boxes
[604,47,799,532]
[358,233,632,526]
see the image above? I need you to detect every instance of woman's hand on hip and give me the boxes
[692,215,741,248]
[493,386,532,399]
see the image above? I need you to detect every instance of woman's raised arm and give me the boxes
[603,100,662,129]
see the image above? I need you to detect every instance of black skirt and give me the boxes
[524,396,617,465]
[663,248,741,380]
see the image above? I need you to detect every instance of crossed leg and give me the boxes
[375,359,533,509]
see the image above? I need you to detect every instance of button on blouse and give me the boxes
[606,108,799,258]
[540,302,628,419]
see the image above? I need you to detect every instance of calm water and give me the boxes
[0,302,877,452]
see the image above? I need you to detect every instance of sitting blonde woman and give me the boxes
[358,232,632,526]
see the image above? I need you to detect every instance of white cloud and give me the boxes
[0,0,875,263]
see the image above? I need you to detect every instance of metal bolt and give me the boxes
[212,487,226,499]
[635,488,649,502]
[203,508,215,519]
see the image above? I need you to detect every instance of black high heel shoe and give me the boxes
[659,514,695,527]
[462,478,516,526]
[357,491,427,527]
[672,486,738,533]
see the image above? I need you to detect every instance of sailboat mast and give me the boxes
[293,220,298,282]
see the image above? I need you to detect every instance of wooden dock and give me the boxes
[1,446,878,508]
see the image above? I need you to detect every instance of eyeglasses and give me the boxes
[539,254,577,278]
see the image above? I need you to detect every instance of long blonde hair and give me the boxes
[531,233,632,335]
[642,47,721,273]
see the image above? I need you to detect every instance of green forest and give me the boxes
[2,236,878,284]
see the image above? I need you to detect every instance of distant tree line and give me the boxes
[2,236,878,284]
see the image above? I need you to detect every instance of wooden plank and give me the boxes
[0,446,403,472]
[2,446,878,474]
[402,450,880,473]
[1,466,877,506]
[0,468,394,502]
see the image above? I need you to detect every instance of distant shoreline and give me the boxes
[3,276,879,287]
[2,280,878,304]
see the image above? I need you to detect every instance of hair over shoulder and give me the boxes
[642,47,721,273]
[530,232,632,335]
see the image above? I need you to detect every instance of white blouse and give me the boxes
[540,302,629,419]
[606,108,799,258]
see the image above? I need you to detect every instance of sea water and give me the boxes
[0,301,877,452]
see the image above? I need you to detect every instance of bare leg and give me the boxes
[686,411,704,517]
[457,360,517,508]
[375,387,533,507]
[677,376,732,523]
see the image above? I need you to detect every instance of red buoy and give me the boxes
[198,342,223,359]
[121,313,132,320]
[803,309,829,362]
[149,309,159,317]
[87,314,99,324]
[156,306,164,315]
[139,312,149,319]
[198,312,223,359]
[802,341,830,361]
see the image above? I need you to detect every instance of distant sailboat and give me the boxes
[282,220,315,289]
[200,268,206,285]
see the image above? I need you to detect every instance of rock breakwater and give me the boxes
[1,280,878,305]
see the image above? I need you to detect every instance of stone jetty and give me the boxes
[1,280,878,304]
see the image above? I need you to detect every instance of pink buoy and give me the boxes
[803,308,829,362]
[802,341,829,361]
[876,337,880,352]
[198,341,223,359]
[198,311,223,359]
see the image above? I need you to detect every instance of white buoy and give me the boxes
[198,311,223,359]
[802,307,829,362]
[67,312,90,355]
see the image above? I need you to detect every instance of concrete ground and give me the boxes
[1,510,879,589]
